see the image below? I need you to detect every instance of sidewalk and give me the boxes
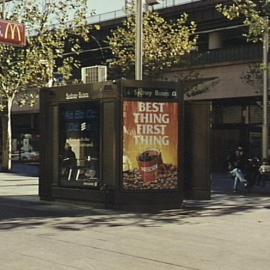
[0,170,270,212]
[0,162,39,177]
[0,172,270,269]
[212,172,270,195]
[0,172,38,197]
[0,170,269,209]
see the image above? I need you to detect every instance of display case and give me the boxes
[59,102,100,188]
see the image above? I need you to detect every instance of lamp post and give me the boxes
[135,0,143,80]
[262,17,269,161]
[135,0,161,80]
[1,0,5,19]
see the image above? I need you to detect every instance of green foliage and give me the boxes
[0,0,93,107]
[107,9,197,79]
[216,1,270,93]
[216,0,270,42]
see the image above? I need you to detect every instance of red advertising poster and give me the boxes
[122,101,179,190]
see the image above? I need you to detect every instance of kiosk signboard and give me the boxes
[122,100,179,190]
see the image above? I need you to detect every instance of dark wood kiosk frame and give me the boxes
[39,80,184,209]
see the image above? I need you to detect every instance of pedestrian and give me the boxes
[257,158,270,187]
[227,145,248,192]
[61,143,77,180]
[246,157,260,188]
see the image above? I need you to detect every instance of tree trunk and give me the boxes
[1,98,13,172]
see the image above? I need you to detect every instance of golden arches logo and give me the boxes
[4,23,21,41]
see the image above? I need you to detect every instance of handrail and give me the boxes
[180,45,262,67]
[87,0,202,24]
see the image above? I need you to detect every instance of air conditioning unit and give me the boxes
[81,65,107,84]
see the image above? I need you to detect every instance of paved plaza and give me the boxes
[0,171,270,270]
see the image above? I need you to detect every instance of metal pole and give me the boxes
[1,0,5,19]
[262,17,269,161]
[135,0,143,80]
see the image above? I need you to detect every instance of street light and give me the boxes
[262,18,269,161]
[135,0,161,80]
[135,0,143,80]
[1,0,6,19]
[1,0,13,18]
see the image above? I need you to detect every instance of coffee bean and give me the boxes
[122,164,178,190]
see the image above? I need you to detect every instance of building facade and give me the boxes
[5,0,265,171]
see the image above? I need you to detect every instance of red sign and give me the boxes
[0,19,26,47]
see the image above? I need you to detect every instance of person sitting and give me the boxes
[227,146,248,192]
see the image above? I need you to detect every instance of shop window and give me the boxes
[249,104,262,124]
[59,102,100,188]
[11,133,40,162]
[213,104,243,124]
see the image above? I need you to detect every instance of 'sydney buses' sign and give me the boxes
[0,19,26,47]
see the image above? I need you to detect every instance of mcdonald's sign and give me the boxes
[0,19,26,47]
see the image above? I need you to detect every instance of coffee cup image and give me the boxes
[137,149,163,182]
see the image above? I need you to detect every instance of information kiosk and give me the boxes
[39,80,183,209]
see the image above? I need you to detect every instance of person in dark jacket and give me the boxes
[61,143,76,180]
[227,146,248,192]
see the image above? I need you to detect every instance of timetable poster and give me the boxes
[122,101,179,190]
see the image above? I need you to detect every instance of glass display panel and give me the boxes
[122,101,179,190]
[59,102,100,188]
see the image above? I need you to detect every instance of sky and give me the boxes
[89,0,125,14]
[89,0,192,15]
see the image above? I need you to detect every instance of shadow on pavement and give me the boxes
[0,192,270,232]
[0,171,269,231]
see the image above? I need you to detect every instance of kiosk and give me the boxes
[39,80,183,209]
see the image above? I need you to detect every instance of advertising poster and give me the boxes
[122,101,179,190]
